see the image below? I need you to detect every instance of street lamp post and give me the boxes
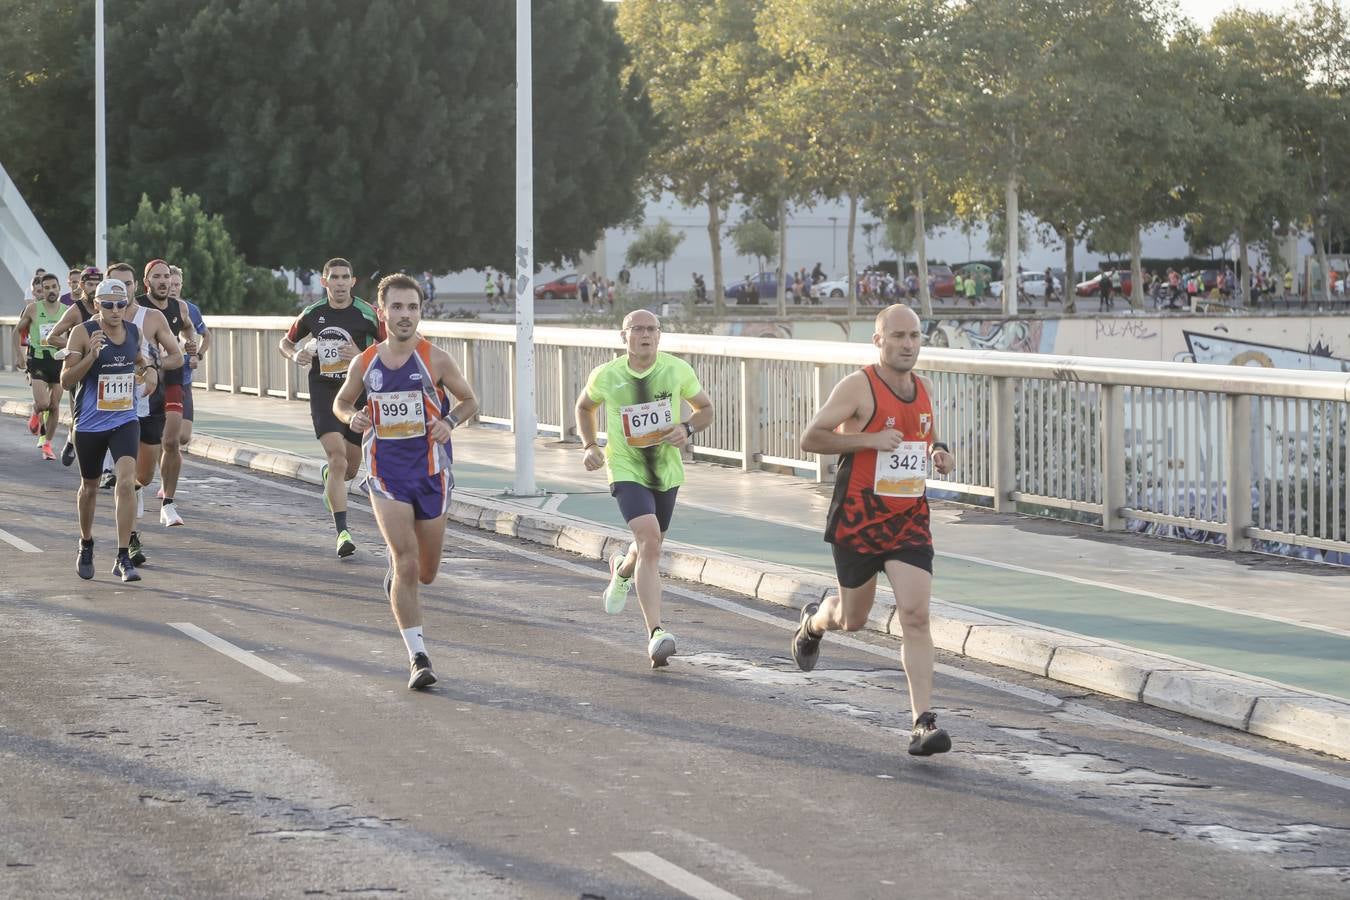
[512,0,539,497]
[94,0,107,269]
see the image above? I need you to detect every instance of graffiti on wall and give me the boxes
[1179,328,1350,372]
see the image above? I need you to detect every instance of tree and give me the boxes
[624,218,684,297]
[729,220,777,272]
[0,1,96,262]
[617,0,766,315]
[3,0,653,276]
[109,189,292,314]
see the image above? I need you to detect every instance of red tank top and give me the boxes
[825,366,935,553]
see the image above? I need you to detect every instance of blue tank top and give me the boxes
[75,320,141,432]
[356,340,452,483]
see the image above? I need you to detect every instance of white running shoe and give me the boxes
[160,503,184,527]
[602,552,632,614]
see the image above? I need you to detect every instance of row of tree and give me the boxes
[0,0,653,311]
[616,0,1350,315]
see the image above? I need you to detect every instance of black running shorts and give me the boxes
[26,355,62,384]
[308,380,363,445]
[830,542,933,589]
[75,420,140,480]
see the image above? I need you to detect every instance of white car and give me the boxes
[990,272,1060,299]
[814,277,850,298]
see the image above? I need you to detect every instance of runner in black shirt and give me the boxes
[278,257,385,557]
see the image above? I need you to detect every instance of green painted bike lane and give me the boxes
[7,383,1348,701]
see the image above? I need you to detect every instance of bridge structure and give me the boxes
[1,318,1347,897]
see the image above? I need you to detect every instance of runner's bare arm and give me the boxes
[916,374,955,474]
[800,371,900,454]
[11,303,34,370]
[45,305,82,349]
[146,309,185,371]
[60,327,97,391]
[333,354,368,430]
[574,389,601,447]
[433,346,478,426]
[278,316,312,367]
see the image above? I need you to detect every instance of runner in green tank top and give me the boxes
[575,309,714,668]
[11,273,66,458]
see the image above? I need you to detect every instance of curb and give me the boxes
[6,399,1348,761]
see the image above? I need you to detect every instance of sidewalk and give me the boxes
[3,370,1347,759]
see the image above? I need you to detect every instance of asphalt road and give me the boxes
[1,417,1348,899]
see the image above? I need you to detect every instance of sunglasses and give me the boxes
[99,299,129,310]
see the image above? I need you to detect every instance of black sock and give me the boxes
[81,538,93,548]
[162,497,173,507]
[334,511,348,534]
[118,547,129,557]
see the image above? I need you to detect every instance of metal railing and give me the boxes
[3,315,1347,559]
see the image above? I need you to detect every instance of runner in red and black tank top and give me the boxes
[825,365,935,554]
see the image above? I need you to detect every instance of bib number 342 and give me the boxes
[873,441,928,497]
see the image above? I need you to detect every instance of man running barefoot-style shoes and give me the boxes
[408,652,437,690]
[602,552,632,614]
[647,626,677,668]
[100,469,116,489]
[76,541,95,580]
[112,551,141,583]
[908,710,952,756]
[791,602,822,672]
[336,528,356,558]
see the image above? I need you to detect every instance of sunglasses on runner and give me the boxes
[99,299,129,310]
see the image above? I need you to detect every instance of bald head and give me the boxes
[874,304,920,336]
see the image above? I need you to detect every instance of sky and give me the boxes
[1176,0,1299,27]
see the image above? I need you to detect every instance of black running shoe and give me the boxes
[408,652,437,690]
[791,602,822,672]
[61,441,76,467]
[112,554,141,583]
[129,531,146,567]
[76,542,94,580]
[99,469,116,489]
[908,711,952,757]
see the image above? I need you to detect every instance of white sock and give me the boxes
[401,627,426,661]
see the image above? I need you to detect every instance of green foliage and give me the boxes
[108,189,291,314]
[729,220,777,270]
[1,0,652,275]
[624,218,685,295]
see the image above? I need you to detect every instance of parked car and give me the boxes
[1076,271,1134,297]
[534,274,579,300]
[990,272,1061,299]
[902,265,956,298]
[725,272,778,304]
[815,276,850,298]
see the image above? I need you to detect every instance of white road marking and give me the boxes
[0,527,41,553]
[614,852,743,900]
[168,622,305,684]
[542,493,567,515]
[662,829,810,895]
[182,457,1350,793]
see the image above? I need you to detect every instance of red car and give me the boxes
[1076,272,1134,297]
[534,274,579,300]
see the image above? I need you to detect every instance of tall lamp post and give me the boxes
[94,0,107,269]
[512,0,539,497]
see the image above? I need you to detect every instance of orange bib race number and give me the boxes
[371,390,426,440]
[620,398,673,448]
[874,441,928,497]
[96,372,135,412]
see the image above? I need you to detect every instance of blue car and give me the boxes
[725,272,778,304]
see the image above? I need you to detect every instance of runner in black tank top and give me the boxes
[795,304,959,758]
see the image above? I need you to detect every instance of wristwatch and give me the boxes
[683,422,694,438]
